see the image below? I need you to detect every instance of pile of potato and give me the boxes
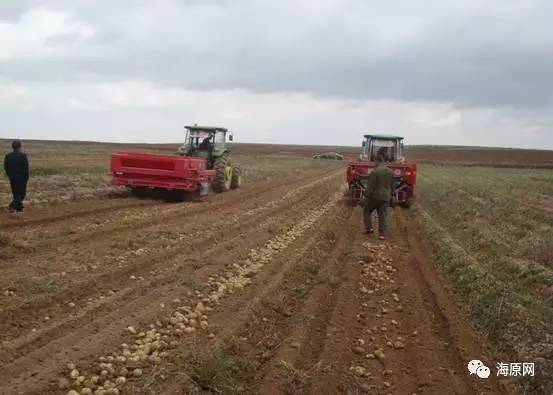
[60,190,343,394]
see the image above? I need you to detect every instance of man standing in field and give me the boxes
[4,140,29,215]
[363,154,394,240]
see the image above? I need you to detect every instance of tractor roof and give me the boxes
[364,134,404,140]
[185,125,228,132]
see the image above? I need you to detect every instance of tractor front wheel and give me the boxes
[212,154,232,193]
[231,166,242,189]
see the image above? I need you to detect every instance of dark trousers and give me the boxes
[9,177,27,212]
[363,199,388,237]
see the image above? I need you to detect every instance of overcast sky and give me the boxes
[1,0,552,148]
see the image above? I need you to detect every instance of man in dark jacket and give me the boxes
[4,140,29,213]
[199,136,213,151]
[363,154,394,240]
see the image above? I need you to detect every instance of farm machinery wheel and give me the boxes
[130,186,147,198]
[231,166,242,189]
[400,199,414,208]
[212,153,233,193]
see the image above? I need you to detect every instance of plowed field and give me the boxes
[1,147,511,395]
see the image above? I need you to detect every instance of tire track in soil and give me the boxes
[0,170,337,301]
[304,211,503,395]
[0,173,341,344]
[1,170,506,395]
[0,169,327,259]
[208,204,360,394]
[142,187,349,395]
[395,213,508,395]
[254,205,356,394]
[0,174,344,395]
[154,192,505,394]
[0,198,160,230]
[3,180,340,395]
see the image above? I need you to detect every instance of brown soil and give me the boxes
[0,162,513,394]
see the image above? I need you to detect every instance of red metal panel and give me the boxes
[346,159,418,204]
[110,151,215,192]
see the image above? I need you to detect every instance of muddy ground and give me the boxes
[0,160,512,395]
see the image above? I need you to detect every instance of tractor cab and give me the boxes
[178,125,233,165]
[347,132,416,208]
[360,134,404,163]
[111,123,241,198]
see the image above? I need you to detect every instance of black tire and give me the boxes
[167,190,188,202]
[130,187,147,198]
[231,166,242,189]
[211,153,232,193]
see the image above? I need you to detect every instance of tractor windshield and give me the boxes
[187,131,211,147]
[371,139,395,162]
[364,137,403,162]
[178,129,213,157]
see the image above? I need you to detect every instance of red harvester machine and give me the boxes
[111,125,241,200]
[346,134,417,207]
[111,151,215,197]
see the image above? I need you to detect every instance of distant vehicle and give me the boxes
[111,125,241,200]
[346,134,417,207]
[312,152,344,160]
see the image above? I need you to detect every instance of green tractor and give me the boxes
[178,125,242,192]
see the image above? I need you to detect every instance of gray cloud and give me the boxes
[2,0,553,108]
[0,0,552,148]
[0,0,32,21]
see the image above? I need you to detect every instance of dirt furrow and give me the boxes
[0,196,160,230]
[0,174,344,394]
[0,173,342,343]
[1,169,329,261]
[255,208,355,394]
[146,194,505,395]
[305,211,504,395]
[0,170,341,304]
[140,187,348,395]
[0,160,516,395]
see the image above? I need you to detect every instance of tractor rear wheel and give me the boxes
[212,154,232,193]
[231,166,242,189]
